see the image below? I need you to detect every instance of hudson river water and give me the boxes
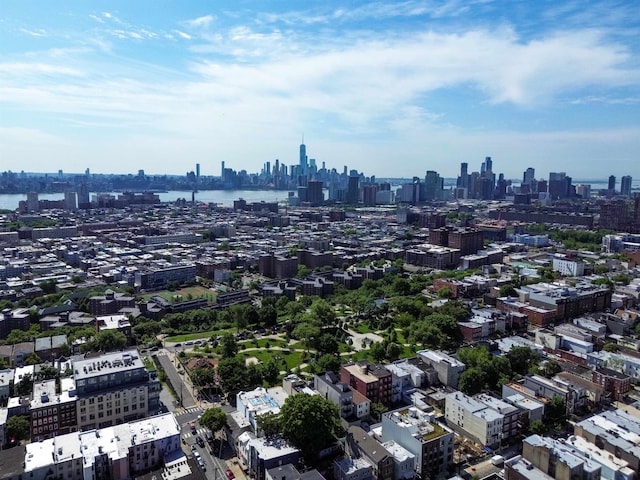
[0,190,293,211]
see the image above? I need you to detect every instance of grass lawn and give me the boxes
[353,323,374,334]
[177,286,217,301]
[166,330,227,342]
[241,338,289,349]
[140,286,216,303]
[241,350,306,370]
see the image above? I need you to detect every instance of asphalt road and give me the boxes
[155,349,197,409]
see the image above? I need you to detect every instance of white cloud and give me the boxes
[1,2,638,177]
[103,12,113,19]
[174,30,192,40]
[0,62,83,77]
[89,14,104,24]
[185,14,215,28]
[19,28,46,37]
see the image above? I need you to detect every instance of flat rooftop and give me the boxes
[74,349,144,380]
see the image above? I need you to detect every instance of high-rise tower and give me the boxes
[621,175,632,197]
[299,137,307,174]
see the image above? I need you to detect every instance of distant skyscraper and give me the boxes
[484,156,493,173]
[608,175,616,192]
[346,175,359,204]
[523,167,535,185]
[306,180,324,206]
[26,191,39,212]
[77,183,90,208]
[64,191,77,211]
[548,172,572,200]
[621,175,632,196]
[457,162,469,189]
[424,170,443,201]
[196,163,200,180]
[221,161,225,178]
[299,138,307,173]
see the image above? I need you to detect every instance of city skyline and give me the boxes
[2,0,639,178]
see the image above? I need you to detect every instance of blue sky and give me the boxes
[1,0,639,180]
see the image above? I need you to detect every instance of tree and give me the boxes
[370,341,386,362]
[546,395,567,423]
[507,346,539,376]
[317,354,341,373]
[529,419,547,435]
[316,333,339,356]
[192,367,216,388]
[259,305,278,327]
[370,402,387,422]
[293,323,320,353]
[261,358,280,385]
[89,330,127,352]
[437,287,453,299]
[199,407,227,433]
[297,265,311,279]
[539,360,562,378]
[603,342,619,352]
[279,394,341,464]
[458,367,487,395]
[311,300,336,326]
[23,353,42,366]
[36,364,59,381]
[6,415,30,441]
[217,357,248,396]
[16,373,33,397]
[386,342,401,361]
[243,305,260,327]
[256,411,281,437]
[220,333,238,358]
[499,284,518,297]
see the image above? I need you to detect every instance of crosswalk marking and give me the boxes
[184,427,209,437]
[175,406,202,417]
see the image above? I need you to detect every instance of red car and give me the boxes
[226,469,235,479]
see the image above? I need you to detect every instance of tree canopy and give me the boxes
[6,415,30,441]
[279,394,341,464]
[199,407,227,432]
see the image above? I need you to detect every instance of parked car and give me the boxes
[226,469,235,479]
[196,436,205,447]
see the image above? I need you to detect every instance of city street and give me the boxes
[155,348,197,409]
[180,410,238,480]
